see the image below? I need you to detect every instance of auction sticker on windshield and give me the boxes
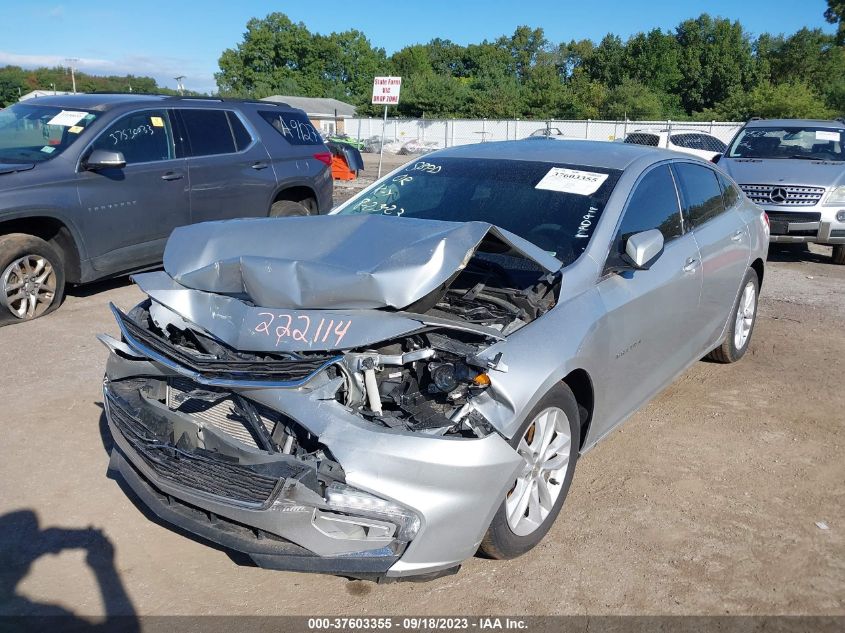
[535,167,609,195]
[816,130,841,142]
[47,110,88,127]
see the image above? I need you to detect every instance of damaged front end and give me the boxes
[101,215,560,579]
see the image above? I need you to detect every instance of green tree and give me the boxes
[826,0,845,44]
[601,79,665,120]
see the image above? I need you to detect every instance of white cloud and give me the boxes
[0,51,217,94]
[46,5,65,18]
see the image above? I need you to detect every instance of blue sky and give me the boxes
[0,0,836,94]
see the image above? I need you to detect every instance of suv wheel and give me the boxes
[270,200,311,217]
[832,245,845,265]
[0,234,65,321]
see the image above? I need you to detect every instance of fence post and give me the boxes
[585,119,591,139]
[482,118,487,143]
[710,120,715,134]
[420,118,424,142]
[451,120,455,147]
[445,120,449,148]
[393,119,398,142]
[357,119,362,141]
[666,120,673,147]
[622,118,628,139]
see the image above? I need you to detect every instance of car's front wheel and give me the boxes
[832,244,845,265]
[706,267,759,363]
[0,233,65,321]
[479,383,580,559]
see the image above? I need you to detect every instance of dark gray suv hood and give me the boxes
[163,215,561,311]
[0,162,35,176]
[722,157,845,189]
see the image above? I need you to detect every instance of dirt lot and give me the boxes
[1,154,843,618]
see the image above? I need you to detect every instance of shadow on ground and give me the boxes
[0,509,139,631]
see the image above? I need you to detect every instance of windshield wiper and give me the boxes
[789,154,825,160]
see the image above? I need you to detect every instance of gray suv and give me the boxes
[715,118,845,264]
[0,94,333,322]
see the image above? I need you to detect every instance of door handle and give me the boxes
[731,229,744,242]
[251,161,269,170]
[161,171,183,181]
[683,257,700,273]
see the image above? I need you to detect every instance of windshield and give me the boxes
[727,126,843,161]
[336,157,622,265]
[0,103,99,163]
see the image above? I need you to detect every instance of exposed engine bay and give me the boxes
[120,247,559,439]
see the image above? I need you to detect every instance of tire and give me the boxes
[832,245,845,265]
[0,233,65,321]
[706,267,759,364]
[269,200,311,218]
[479,383,580,559]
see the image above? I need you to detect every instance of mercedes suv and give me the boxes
[0,94,333,323]
[715,118,845,264]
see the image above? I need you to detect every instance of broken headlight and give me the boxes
[324,482,421,541]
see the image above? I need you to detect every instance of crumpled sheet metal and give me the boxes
[163,215,561,310]
[132,271,504,353]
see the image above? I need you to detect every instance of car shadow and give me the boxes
[65,275,136,299]
[0,509,139,631]
[766,243,832,264]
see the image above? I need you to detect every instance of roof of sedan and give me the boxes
[435,139,683,170]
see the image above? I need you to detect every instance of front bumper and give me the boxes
[762,209,845,244]
[103,351,522,579]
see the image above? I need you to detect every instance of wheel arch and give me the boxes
[271,184,319,213]
[750,257,764,288]
[561,368,594,450]
[0,216,83,283]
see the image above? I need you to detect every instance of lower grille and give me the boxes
[740,184,824,206]
[765,211,822,223]
[106,391,290,505]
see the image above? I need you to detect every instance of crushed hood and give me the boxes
[163,215,561,310]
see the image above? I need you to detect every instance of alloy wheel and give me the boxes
[1,254,57,319]
[733,281,756,350]
[506,407,572,537]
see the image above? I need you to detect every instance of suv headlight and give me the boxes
[823,186,845,206]
[325,482,421,541]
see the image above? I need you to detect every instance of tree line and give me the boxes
[0,66,195,107]
[216,8,845,121]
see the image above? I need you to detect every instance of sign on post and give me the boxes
[371,76,402,177]
[371,76,402,105]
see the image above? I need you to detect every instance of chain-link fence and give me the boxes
[345,117,743,154]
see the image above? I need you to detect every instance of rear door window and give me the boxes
[673,163,726,228]
[90,109,175,165]
[179,109,237,156]
[716,172,740,208]
[625,133,660,147]
[258,111,323,145]
[227,112,252,151]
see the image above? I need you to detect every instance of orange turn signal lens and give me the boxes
[473,373,491,387]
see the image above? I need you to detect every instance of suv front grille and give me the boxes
[106,390,295,505]
[739,184,825,206]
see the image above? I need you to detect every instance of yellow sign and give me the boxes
[68,125,83,134]
[150,116,164,127]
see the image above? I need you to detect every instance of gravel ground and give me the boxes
[0,157,843,618]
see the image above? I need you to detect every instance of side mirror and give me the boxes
[85,149,126,170]
[710,153,722,164]
[622,229,664,270]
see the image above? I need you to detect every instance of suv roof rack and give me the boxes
[748,116,763,121]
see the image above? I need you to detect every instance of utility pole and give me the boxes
[174,76,185,96]
[65,58,79,93]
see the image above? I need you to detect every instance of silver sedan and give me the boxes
[100,140,769,581]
